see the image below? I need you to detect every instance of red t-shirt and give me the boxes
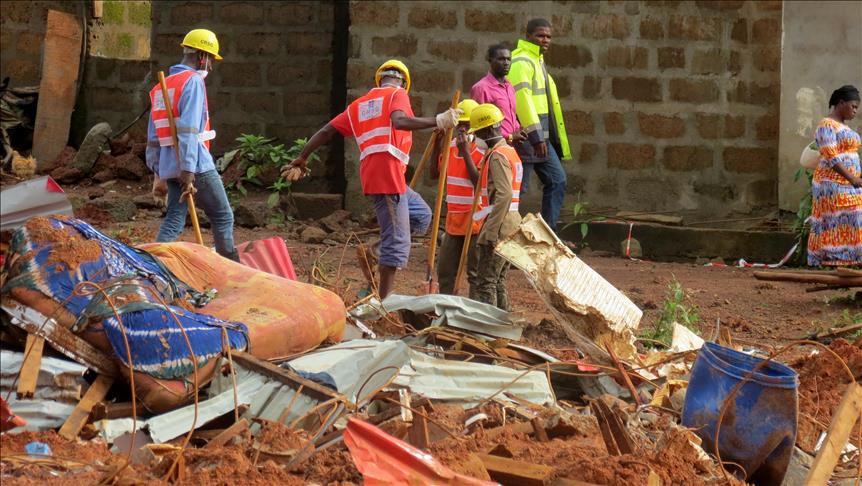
[331,88,414,195]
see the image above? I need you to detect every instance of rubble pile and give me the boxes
[0,216,859,486]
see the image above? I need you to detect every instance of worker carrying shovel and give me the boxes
[467,104,523,310]
[146,29,240,262]
[281,59,461,298]
[428,100,488,296]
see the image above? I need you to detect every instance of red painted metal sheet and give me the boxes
[236,237,297,281]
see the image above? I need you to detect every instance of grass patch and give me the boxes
[640,277,701,348]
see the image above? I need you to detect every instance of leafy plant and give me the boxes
[791,167,813,263]
[640,278,701,347]
[562,192,603,239]
[220,135,319,210]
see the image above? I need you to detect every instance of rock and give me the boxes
[81,195,138,223]
[233,199,272,228]
[110,133,131,156]
[72,122,112,174]
[42,146,76,175]
[93,153,117,175]
[88,187,106,199]
[300,226,327,244]
[114,153,148,180]
[50,165,85,184]
[620,237,642,259]
[133,194,164,210]
[286,193,343,220]
[93,169,115,183]
[130,142,147,159]
[319,209,353,233]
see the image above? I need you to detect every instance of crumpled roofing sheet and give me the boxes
[381,293,523,340]
[495,213,643,358]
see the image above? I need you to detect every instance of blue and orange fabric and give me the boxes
[808,118,862,266]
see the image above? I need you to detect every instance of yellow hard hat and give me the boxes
[457,99,479,122]
[375,59,411,92]
[181,29,223,60]
[468,103,505,133]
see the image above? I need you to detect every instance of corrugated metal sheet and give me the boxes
[0,176,73,231]
[235,237,297,280]
[380,294,523,340]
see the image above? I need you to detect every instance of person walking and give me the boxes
[808,85,861,266]
[508,18,571,231]
[281,59,461,298]
[467,104,523,310]
[429,99,487,296]
[471,44,526,145]
[147,28,239,261]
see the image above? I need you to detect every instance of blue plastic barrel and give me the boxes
[682,342,798,486]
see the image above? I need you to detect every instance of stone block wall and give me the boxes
[346,0,783,218]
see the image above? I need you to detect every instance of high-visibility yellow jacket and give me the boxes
[507,39,571,160]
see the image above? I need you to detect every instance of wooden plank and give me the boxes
[551,479,603,486]
[16,335,45,398]
[804,382,862,486]
[32,10,83,169]
[92,1,103,18]
[59,374,113,440]
[231,352,343,402]
[3,303,119,377]
[204,419,249,449]
[476,453,553,486]
[407,410,429,450]
[753,271,862,287]
[90,401,137,421]
[531,417,549,442]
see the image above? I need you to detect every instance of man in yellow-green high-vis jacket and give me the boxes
[507,18,571,231]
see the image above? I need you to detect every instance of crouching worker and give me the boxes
[467,104,523,310]
[281,59,461,298]
[430,99,488,296]
[147,29,239,261]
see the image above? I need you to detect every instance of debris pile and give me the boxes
[1,215,859,486]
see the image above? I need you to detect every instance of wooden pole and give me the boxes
[426,90,460,292]
[158,71,204,246]
[452,151,491,295]
[408,131,439,189]
[804,382,862,486]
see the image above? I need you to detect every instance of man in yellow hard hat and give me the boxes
[147,29,239,261]
[467,104,523,310]
[429,99,487,295]
[282,59,461,298]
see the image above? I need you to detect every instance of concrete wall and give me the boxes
[345,0,783,218]
[777,1,862,212]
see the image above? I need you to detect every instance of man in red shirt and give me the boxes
[283,60,460,297]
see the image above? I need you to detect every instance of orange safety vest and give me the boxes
[475,143,522,220]
[346,86,412,168]
[149,70,215,151]
[443,138,487,235]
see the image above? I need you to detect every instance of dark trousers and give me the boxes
[472,243,510,310]
[436,232,478,295]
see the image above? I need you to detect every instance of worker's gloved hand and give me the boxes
[179,171,196,194]
[435,108,462,130]
[152,176,167,198]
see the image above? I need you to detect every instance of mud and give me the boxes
[791,338,862,453]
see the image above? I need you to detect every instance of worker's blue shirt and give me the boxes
[146,64,216,179]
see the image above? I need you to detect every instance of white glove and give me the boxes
[435,108,462,130]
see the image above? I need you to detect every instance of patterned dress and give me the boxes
[807,118,862,266]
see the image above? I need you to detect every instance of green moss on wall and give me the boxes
[127,2,151,26]
[102,1,125,24]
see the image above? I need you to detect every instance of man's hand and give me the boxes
[435,108,462,130]
[533,140,548,158]
[510,130,527,144]
[179,171,195,191]
[281,157,309,182]
[152,176,167,198]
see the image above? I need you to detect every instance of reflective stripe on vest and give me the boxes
[149,70,214,151]
[444,141,488,214]
[346,87,412,166]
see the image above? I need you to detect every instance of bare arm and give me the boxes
[430,131,446,180]
[391,110,437,131]
[286,123,339,170]
[833,164,862,187]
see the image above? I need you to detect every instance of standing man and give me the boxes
[147,29,239,261]
[467,104,523,310]
[471,44,526,145]
[429,99,486,296]
[508,18,571,231]
[281,59,461,298]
